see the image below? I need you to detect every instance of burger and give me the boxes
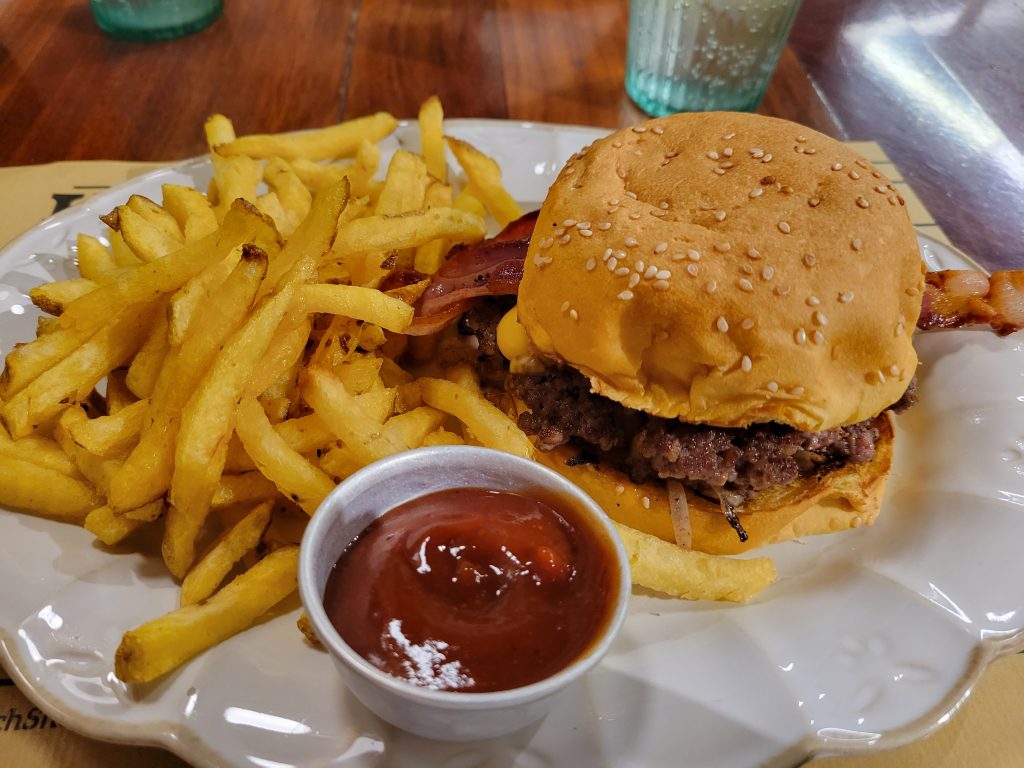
[414,112,925,555]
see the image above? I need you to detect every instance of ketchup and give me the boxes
[322,487,618,693]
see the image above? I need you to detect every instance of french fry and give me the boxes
[29,277,98,316]
[382,406,446,448]
[264,157,312,234]
[2,304,157,439]
[0,323,95,400]
[413,181,454,275]
[54,408,123,496]
[421,428,466,446]
[167,282,296,577]
[614,523,777,603]
[418,95,446,182]
[104,368,137,414]
[288,157,350,192]
[115,204,181,261]
[162,184,218,243]
[329,207,485,258]
[125,306,169,398]
[417,377,535,458]
[0,454,100,521]
[127,195,185,245]
[349,139,382,198]
[180,501,273,606]
[211,471,281,510]
[76,234,118,280]
[109,229,142,267]
[115,545,300,683]
[0,423,78,476]
[216,112,397,161]
[235,398,335,515]
[85,501,162,546]
[167,244,243,346]
[59,200,280,333]
[298,283,414,333]
[205,114,263,220]
[375,150,429,215]
[68,397,149,458]
[445,136,523,227]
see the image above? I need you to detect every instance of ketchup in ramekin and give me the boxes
[322,486,618,693]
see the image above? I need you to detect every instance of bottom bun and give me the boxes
[532,413,894,555]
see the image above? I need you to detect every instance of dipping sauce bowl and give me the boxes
[299,445,631,741]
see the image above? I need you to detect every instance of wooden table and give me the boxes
[0,1,1021,767]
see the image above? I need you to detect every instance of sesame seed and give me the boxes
[742,264,754,275]
[781,185,794,194]
[856,196,870,208]
[561,301,571,312]
[635,260,646,272]
[539,237,554,249]
[615,484,625,494]
[585,258,597,271]
[628,211,641,220]
[655,269,671,280]
[896,321,905,337]
[533,254,549,268]
[612,141,622,150]
[778,221,792,234]
[767,381,779,393]
[714,242,731,252]
[665,151,678,158]
[558,235,571,245]
[795,328,808,344]
[705,280,717,293]
[741,355,752,372]
[796,135,807,143]
[813,330,825,345]
[762,266,775,280]
[762,153,773,162]
[750,148,764,158]
[856,159,868,169]
[723,147,734,157]
[577,221,591,229]
[838,291,855,303]
[688,249,701,261]
[803,253,817,267]
[624,237,639,247]
[774,285,791,296]
[616,266,631,277]
[554,227,566,236]
[652,125,665,135]
[627,271,640,285]
[687,264,700,277]
[791,386,805,396]
[603,248,614,260]
[849,171,861,180]
[598,222,612,230]
[741,318,755,330]
[875,185,888,193]
[659,201,670,210]
[813,311,828,326]
[564,165,575,174]
[654,280,670,291]
[719,161,735,169]
[579,229,593,237]
[716,316,729,332]
[738,278,754,292]
[889,365,900,377]
[626,191,638,199]
[671,252,686,262]
[715,210,727,221]
[608,206,619,214]
[569,309,579,321]
[633,126,647,133]
[650,209,667,217]
[851,238,863,251]
[876,370,887,384]
[618,290,634,301]
[713,168,726,175]
[655,242,669,253]
[747,247,761,260]
[644,265,658,279]
[642,496,651,509]
[832,162,843,171]
[708,150,720,160]
[750,188,764,198]
[723,131,736,140]
[805,148,817,155]
[607,257,618,270]
[808,197,821,207]
[562,219,576,227]
[806,295,820,306]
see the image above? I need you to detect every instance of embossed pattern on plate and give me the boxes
[0,120,1022,768]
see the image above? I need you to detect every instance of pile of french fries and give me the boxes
[0,97,776,685]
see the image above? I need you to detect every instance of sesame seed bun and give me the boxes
[518,112,925,431]
[532,413,895,555]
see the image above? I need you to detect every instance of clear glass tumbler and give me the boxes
[89,0,223,42]
[625,0,803,116]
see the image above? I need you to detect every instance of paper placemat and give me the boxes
[0,152,1018,768]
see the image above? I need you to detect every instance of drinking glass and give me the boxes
[89,0,223,42]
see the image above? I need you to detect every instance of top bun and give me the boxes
[517,112,924,431]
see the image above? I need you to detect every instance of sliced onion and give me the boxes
[667,480,692,550]
[718,491,749,543]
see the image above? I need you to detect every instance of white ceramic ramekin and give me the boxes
[299,445,630,741]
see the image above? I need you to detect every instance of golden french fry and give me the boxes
[217,112,397,161]
[68,397,148,457]
[614,523,777,603]
[116,204,181,261]
[421,428,466,447]
[330,207,485,258]
[109,229,142,267]
[180,501,273,606]
[418,95,446,182]
[126,195,184,245]
[167,283,296,577]
[115,545,299,683]
[167,245,243,346]
[417,377,534,459]
[265,157,312,232]
[445,136,523,227]
[0,423,78,476]
[375,150,429,215]
[205,114,263,220]
[413,181,454,275]
[453,187,488,220]
[0,323,94,400]
[125,305,169,398]
[0,453,99,520]
[288,157,350,192]
[298,283,414,333]
[59,200,280,333]
[105,368,137,415]
[211,471,281,509]
[382,406,446,448]
[29,277,98,316]
[349,139,382,198]
[85,501,162,546]
[54,408,123,496]
[2,304,157,439]
[76,234,118,280]
[235,397,335,515]
[318,443,363,480]
[162,184,218,243]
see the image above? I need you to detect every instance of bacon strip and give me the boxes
[918,270,1024,336]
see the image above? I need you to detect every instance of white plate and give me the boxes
[1,119,1022,768]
